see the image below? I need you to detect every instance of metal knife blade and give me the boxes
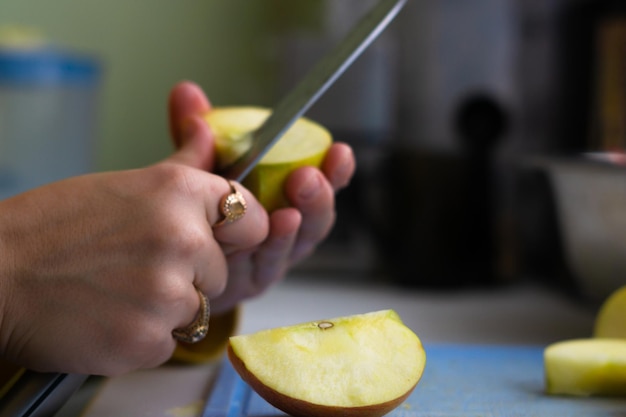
[219,0,408,182]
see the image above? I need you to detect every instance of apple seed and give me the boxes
[317,321,334,330]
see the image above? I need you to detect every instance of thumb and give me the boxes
[167,115,216,170]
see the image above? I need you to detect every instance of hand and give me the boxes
[168,81,355,314]
[0,116,270,376]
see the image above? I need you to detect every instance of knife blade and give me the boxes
[219,0,408,182]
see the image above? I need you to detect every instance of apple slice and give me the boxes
[205,107,332,211]
[594,286,626,339]
[544,338,626,396]
[227,310,426,417]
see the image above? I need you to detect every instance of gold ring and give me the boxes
[172,288,210,344]
[214,180,247,227]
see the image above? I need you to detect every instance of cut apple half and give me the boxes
[227,309,426,417]
[205,107,332,212]
[544,338,626,396]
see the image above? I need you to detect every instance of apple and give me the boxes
[227,310,426,417]
[594,286,626,339]
[205,107,332,212]
[543,285,626,397]
[544,338,626,396]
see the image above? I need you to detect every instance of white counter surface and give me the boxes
[62,277,597,417]
[237,278,594,344]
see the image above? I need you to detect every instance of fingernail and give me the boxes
[298,171,322,201]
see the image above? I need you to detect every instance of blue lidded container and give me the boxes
[0,46,101,199]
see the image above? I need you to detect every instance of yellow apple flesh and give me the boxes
[205,107,332,212]
[544,338,626,396]
[594,286,626,339]
[227,310,426,417]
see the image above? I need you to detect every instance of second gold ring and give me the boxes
[172,288,210,344]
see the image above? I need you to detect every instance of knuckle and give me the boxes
[153,163,201,198]
[145,216,209,262]
[175,225,208,258]
[147,275,188,307]
[108,318,172,374]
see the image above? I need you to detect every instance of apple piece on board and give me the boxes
[205,107,332,212]
[544,338,626,396]
[594,286,626,339]
[227,309,426,417]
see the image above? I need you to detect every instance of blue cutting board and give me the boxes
[202,344,626,417]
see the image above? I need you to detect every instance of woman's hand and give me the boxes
[0,79,354,377]
[168,81,355,314]
[0,123,270,377]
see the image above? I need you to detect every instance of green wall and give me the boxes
[0,1,280,170]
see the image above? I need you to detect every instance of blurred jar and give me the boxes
[0,29,101,199]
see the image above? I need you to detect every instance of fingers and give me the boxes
[167,81,270,248]
[167,81,215,171]
[168,80,212,148]
[167,115,215,169]
[207,178,270,253]
[284,166,336,262]
[252,208,301,287]
[322,142,356,191]
[209,209,300,315]
[191,141,356,315]
[279,142,354,262]
[230,208,301,292]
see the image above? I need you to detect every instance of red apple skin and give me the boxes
[227,344,420,417]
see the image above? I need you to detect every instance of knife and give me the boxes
[220,0,408,182]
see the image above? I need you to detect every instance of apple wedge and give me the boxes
[227,310,426,417]
[544,338,626,396]
[205,107,332,212]
[594,286,626,339]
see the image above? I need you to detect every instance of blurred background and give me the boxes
[1,0,625,303]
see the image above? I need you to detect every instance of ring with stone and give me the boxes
[213,180,247,227]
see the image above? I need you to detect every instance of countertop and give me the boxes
[59,276,598,417]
